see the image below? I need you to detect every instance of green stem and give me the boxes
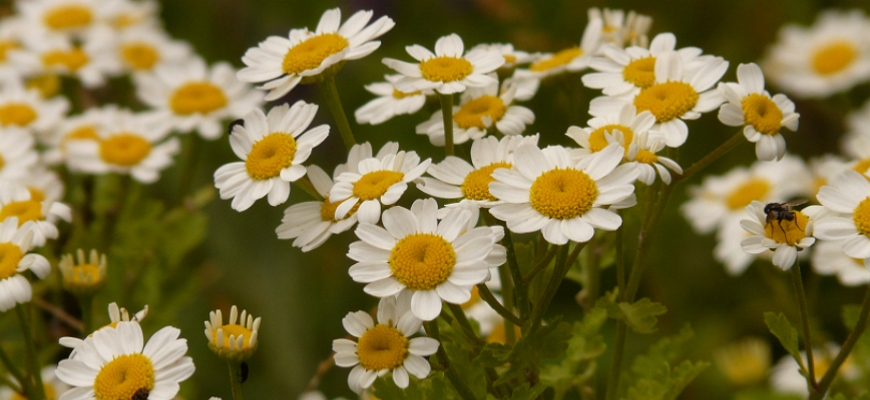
[497,263,517,346]
[425,320,478,400]
[523,245,558,284]
[318,76,356,151]
[678,130,744,182]
[625,182,676,301]
[810,284,870,400]
[616,211,626,295]
[528,243,585,334]
[476,284,522,326]
[227,361,244,400]
[447,303,485,347]
[79,295,94,335]
[606,321,628,400]
[790,262,817,390]
[0,345,28,396]
[15,305,45,400]
[439,93,455,156]
[294,177,324,201]
[176,132,201,206]
[487,214,530,320]
[584,234,602,308]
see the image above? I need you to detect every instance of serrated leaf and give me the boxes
[619,298,667,334]
[594,290,622,320]
[662,360,709,400]
[540,307,608,398]
[474,343,511,368]
[621,326,708,400]
[764,312,807,373]
[443,342,487,400]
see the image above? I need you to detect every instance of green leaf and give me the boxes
[510,383,548,400]
[443,342,487,400]
[619,298,667,334]
[621,326,709,400]
[474,343,511,368]
[539,307,608,398]
[631,325,694,379]
[662,360,709,400]
[764,312,806,373]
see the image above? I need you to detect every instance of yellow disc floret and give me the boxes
[853,197,870,238]
[764,211,809,246]
[0,103,37,127]
[389,233,456,291]
[419,56,474,83]
[392,89,421,99]
[453,96,506,130]
[588,124,633,153]
[634,149,659,164]
[170,82,228,115]
[26,74,61,99]
[529,168,598,220]
[121,43,160,71]
[212,324,255,351]
[93,354,155,400]
[812,40,857,76]
[461,162,511,201]
[742,94,783,135]
[725,178,771,210]
[244,133,297,180]
[42,48,89,71]
[530,47,583,72]
[44,5,93,30]
[622,56,656,88]
[356,324,409,371]
[282,33,349,75]
[0,201,44,226]
[99,134,152,167]
[0,243,23,280]
[352,170,405,201]
[633,82,699,123]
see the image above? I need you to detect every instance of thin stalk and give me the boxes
[606,321,628,400]
[227,361,244,400]
[523,245,558,284]
[447,303,485,347]
[487,215,529,320]
[319,76,356,151]
[425,320,478,400]
[790,262,817,390]
[476,284,522,326]
[15,305,45,400]
[497,263,517,346]
[0,345,28,396]
[810,284,870,400]
[625,182,676,301]
[32,297,83,333]
[585,234,602,308]
[439,93,455,156]
[79,295,94,334]
[616,211,626,295]
[294,177,324,201]
[678,130,744,182]
[175,132,201,206]
[528,243,585,334]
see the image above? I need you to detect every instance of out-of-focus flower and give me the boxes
[0,183,71,247]
[0,218,49,312]
[513,16,602,81]
[812,239,870,286]
[354,75,431,125]
[59,249,107,297]
[713,337,771,387]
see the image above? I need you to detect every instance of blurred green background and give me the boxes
[149,0,870,398]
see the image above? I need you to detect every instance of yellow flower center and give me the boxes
[121,42,160,71]
[27,188,45,203]
[0,103,37,127]
[635,149,659,164]
[392,89,421,99]
[170,82,228,115]
[282,33,349,75]
[530,47,583,72]
[0,40,19,63]
[419,56,474,83]
[212,324,255,350]
[42,48,89,71]
[634,81,699,123]
[453,95,506,130]
[244,133,297,181]
[0,201,44,226]
[486,322,522,344]
[389,233,456,291]
[853,197,870,238]
[764,211,809,246]
[588,124,633,153]
[529,168,598,220]
[0,154,4,171]
[112,14,137,29]
[26,74,61,98]
[65,125,101,142]
[0,243,23,280]
[93,354,155,400]
[12,383,56,400]
[356,324,409,371]
[461,161,511,201]
[725,178,771,210]
[503,54,517,64]
[43,5,93,30]
[812,40,857,76]
[99,134,152,167]
[320,195,359,222]
[352,170,405,201]
[66,263,102,285]
[461,285,481,309]
[853,158,870,176]
[622,56,656,88]
[741,94,782,135]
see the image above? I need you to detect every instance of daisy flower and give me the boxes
[566,103,656,159]
[739,200,816,270]
[65,109,179,183]
[11,27,119,88]
[59,302,149,353]
[17,0,107,36]
[103,0,160,31]
[680,155,810,235]
[115,25,193,74]
[0,366,69,400]
[812,239,870,286]
[762,10,870,98]
[0,17,26,75]
[59,248,107,297]
[239,8,395,101]
[415,78,534,146]
[18,167,65,205]
[0,183,71,247]
[348,198,502,320]
[354,74,431,125]
[0,218,50,312]
[588,8,652,49]
[55,321,195,400]
[333,296,438,393]
[589,51,728,148]
[0,127,39,181]
[383,33,504,95]
[329,148,431,225]
[512,16,603,81]
[468,43,536,71]
[718,63,800,161]
[135,57,264,139]
[0,82,68,134]
[805,155,849,203]
[489,143,638,245]
[41,105,112,165]
[205,305,261,361]
[581,32,703,97]
[814,169,870,263]
[626,131,682,185]
[416,134,539,206]
[214,101,329,211]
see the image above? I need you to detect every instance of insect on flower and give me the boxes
[764,199,808,235]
